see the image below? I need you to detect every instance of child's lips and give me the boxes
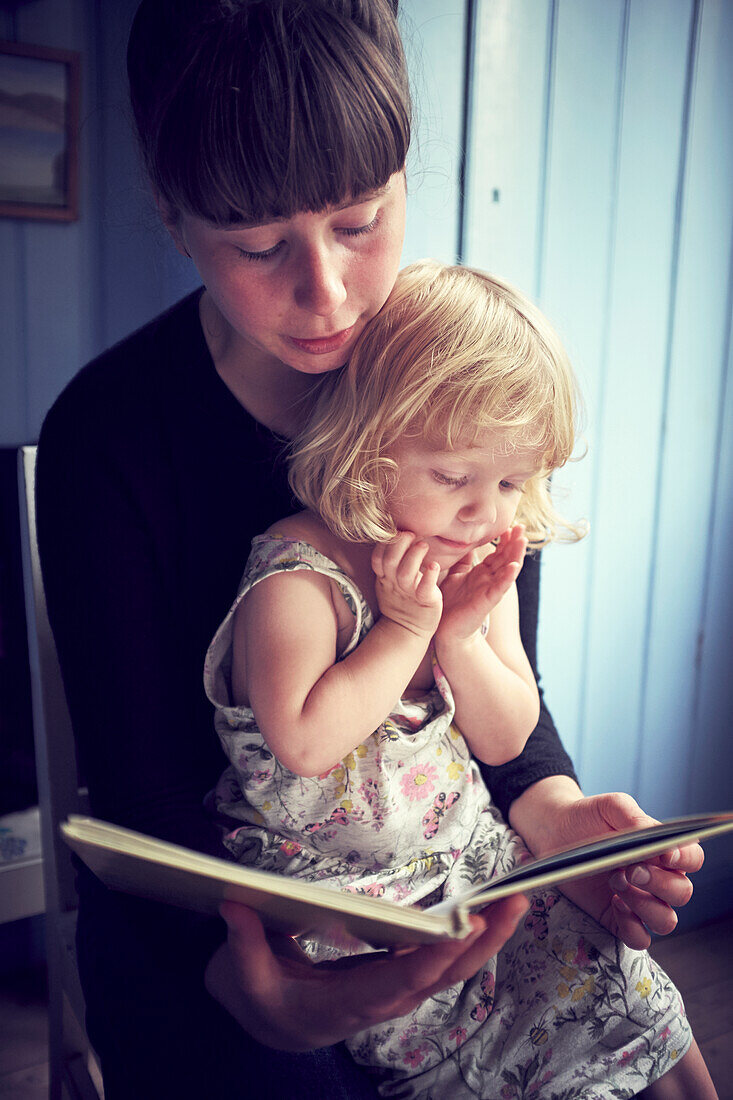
[435,536,473,550]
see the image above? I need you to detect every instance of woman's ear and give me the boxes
[154,193,190,257]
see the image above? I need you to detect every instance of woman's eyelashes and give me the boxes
[234,212,381,263]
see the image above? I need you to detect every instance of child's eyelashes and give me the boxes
[431,470,468,487]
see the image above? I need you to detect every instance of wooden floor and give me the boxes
[0,914,731,1098]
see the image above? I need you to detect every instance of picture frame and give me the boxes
[0,39,80,222]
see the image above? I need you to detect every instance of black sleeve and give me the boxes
[36,378,227,988]
[37,397,221,851]
[478,550,578,822]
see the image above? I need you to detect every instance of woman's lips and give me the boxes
[288,325,355,355]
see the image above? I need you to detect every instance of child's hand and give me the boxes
[438,526,528,645]
[372,532,443,640]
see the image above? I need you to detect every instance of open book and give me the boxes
[61,812,733,948]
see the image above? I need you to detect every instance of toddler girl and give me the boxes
[204,262,697,1097]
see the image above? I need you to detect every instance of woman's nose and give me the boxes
[294,245,347,316]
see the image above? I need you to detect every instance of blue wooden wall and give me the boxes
[2,0,731,925]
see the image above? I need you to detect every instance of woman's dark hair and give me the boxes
[127,0,411,224]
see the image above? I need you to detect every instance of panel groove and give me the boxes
[457,0,477,265]
[635,0,702,792]
[576,0,630,779]
[534,0,557,302]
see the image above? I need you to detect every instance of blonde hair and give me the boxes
[289,260,585,548]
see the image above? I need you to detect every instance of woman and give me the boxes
[36,2,703,1097]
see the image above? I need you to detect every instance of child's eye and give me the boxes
[500,480,523,492]
[236,241,284,262]
[432,471,467,487]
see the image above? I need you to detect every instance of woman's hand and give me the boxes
[204,894,528,1051]
[509,777,703,949]
[372,532,442,640]
[438,526,527,644]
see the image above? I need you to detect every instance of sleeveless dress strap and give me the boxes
[203,534,369,709]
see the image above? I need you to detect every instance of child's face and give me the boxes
[386,432,541,570]
[168,173,406,376]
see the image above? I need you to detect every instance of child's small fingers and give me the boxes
[395,539,430,590]
[379,532,416,576]
[415,560,441,602]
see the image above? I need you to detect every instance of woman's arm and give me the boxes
[485,552,703,948]
[237,533,441,776]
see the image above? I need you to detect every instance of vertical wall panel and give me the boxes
[463,0,552,291]
[577,0,694,796]
[93,0,198,353]
[535,0,626,769]
[638,0,733,819]
[16,0,92,438]
[401,2,466,266]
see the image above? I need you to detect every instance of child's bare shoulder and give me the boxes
[264,511,341,559]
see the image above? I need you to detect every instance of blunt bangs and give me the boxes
[146,2,410,223]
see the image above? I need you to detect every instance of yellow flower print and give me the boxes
[560,965,576,981]
[332,767,345,782]
[557,982,570,999]
[342,753,355,770]
[447,762,464,780]
[262,801,272,812]
[449,725,461,741]
[340,799,353,812]
[356,744,368,758]
[636,977,652,999]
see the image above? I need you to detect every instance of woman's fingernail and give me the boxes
[665,848,680,867]
[629,866,651,887]
[610,871,628,892]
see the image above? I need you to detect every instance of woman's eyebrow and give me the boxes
[220,187,390,232]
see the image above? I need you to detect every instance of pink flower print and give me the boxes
[403,1048,425,1068]
[470,969,495,1023]
[573,937,591,967]
[449,1026,467,1047]
[400,763,438,801]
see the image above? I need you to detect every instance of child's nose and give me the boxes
[458,493,497,526]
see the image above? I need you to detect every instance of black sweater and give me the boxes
[36,289,577,1093]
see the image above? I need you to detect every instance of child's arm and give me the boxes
[232,533,442,777]
[434,527,540,766]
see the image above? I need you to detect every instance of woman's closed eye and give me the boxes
[235,213,381,263]
[338,213,380,239]
[236,241,284,262]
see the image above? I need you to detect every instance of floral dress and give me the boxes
[204,535,690,1098]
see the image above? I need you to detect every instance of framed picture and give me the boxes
[0,40,80,221]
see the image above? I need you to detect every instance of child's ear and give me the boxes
[154,192,190,258]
